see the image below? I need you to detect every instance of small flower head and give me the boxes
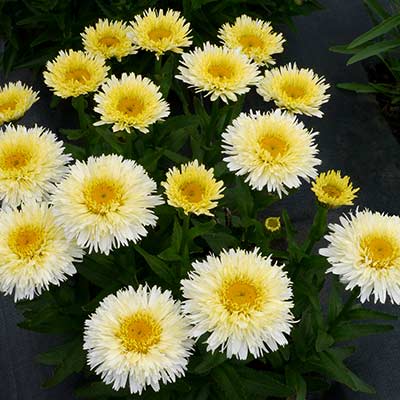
[218,15,285,65]
[43,49,109,98]
[162,160,225,216]
[131,9,192,58]
[176,42,261,103]
[320,210,400,304]
[265,216,281,232]
[0,81,39,125]
[257,63,330,117]
[93,73,170,133]
[181,248,294,359]
[312,170,359,208]
[82,18,137,61]
[84,285,193,394]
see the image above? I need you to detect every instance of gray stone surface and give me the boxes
[1,0,400,399]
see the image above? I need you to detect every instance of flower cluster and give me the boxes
[1,7,398,400]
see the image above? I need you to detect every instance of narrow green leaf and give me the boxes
[285,367,307,400]
[42,339,85,388]
[315,330,335,352]
[329,45,359,54]
[37,339,80,366]
[191,352,227,375]
[347,39,400,64]
[134,245,175,284]
[330,322,394,341]
[76,381,129,398]
[363,0,390,19]
[211,364,247,400]
[346,307,398,321]
[188,221,216,240]
[310,349,375,393]
[328,277,343,324]
[337,82,380,93]
[349,15,400,48]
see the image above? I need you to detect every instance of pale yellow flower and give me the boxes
[93,73,170,133]
[0,81,39,125]
[130,9,191,58]
[0,202,83,301]
[181,248,294,359]
[43,49,109,98]
[219,15,285,65]
[321,210,400,304]
[161,160,224,216]
[312,170,359,208]
[257,63,330,117]
[82,19,136,60]
[84,285,193,394]
[176,43,261,103]
[222,109,320,197]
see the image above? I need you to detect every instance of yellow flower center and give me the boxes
[266,217,280,231]
[180,181,205,203]
[260,136,288,158]
[117,312,162,354]
[0,147,32,171]
[282,82,307,99]
[99,35,120,47]
[8,225,45,259]
[84,178,123,215]
[208,63,234,80]
[322,184,342,198]
[362,236,396,269]
[0,99,17,112]
[148,27,172,41]
[239,34,264,49]
[221,279,261,314]
[117,96,145,117]
[65,68,91,83]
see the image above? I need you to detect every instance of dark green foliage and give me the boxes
[0,0,322,75]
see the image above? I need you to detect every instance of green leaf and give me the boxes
[191,352,227,375]
[171,217,183,252]
[188,220,216,240]
[346,307,398,321]
[37,338,80,366]
[211,363,247,400]
[162,148,190,163]
[134,245,175,285]
[329,44,359,54]
[347,39,400,64]
[238,367,292,398]
[310,349,375,394]
[336,82,380,93]
[42,338,85,388]
[285,367,306,400]
[315,329,335,352]
[76,254,117,288]
[202,232,239,253]
[364,0,390,20]
[59,128,86,141]
[330,322,394,341]
[348,15,400,48]
[160,115,201,133]
[328,277,343,324]
[76,381,129,398]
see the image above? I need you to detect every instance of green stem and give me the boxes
[179,213,191,278]
[303,205,328,254]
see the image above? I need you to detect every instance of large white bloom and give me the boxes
[51,154,163,255]
[222,109,320,197]
[320,209,400,304]
[83,285,193,394]
[0,202,83,301]
[0,124,71,208]
[181,248,294,360]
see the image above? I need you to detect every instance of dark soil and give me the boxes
[365,61,400,143]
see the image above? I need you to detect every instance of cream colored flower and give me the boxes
[51,154,163,255]
[0,202,83,301]
[84,285,193,394]
[176,43,261,103]
[0,81,39,125]
[222,109,320,197]
[93,73,170,133]
[181,248,294,359]
[82,18,136,60]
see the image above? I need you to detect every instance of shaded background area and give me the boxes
[1,0,400,399]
